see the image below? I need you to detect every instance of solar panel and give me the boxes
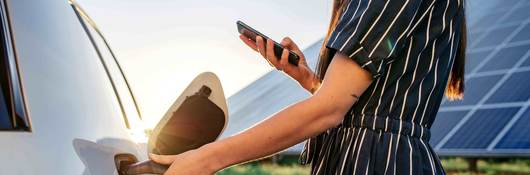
[466,50,492,73]
[505,4,530,22]
[429,110,469,146]
[496,109,530,149]
[435,0,530,157]
[485,70,530,104]
[523,58,530,67]
[473,10,507,28]
[442,107,519,149]
[472,24,518,49]
[510,24,530,43]
[478,44,530,72]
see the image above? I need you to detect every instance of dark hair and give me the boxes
[315,0,346,82]
[316,0,466,100]
[445,10,466,100]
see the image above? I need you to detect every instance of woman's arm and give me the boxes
[150,52,373,174]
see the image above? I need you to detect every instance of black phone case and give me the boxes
[237,21,300,66]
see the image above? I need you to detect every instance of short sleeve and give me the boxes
[326,0,424,79]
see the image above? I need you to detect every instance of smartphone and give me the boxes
[237,20,300,66]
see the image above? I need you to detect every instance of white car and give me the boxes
[0,0,228,174]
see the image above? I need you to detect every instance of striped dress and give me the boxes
[300,0,465,174]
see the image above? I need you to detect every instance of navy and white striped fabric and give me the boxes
[300,0,465,174]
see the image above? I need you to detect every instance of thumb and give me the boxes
[280,37,305,61]
[149,153,177,165]
[280,37,301,53]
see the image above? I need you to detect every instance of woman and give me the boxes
[151,0,467,174]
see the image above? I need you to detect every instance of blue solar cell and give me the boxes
[486,70,530,104]
[474,25,519,49]
[506,0,525,4]
[466,50,492,73]
[429,110,468,146]
[444,75,503,106]
[509,24,530,43]
[443,107,520,149]
[505,5,530,23]
[469,30,484,40]
[479,44,530,72]
[523,57,530,67]
[468,31,485,46]
[496,109,530,149]
[492,1,517,12]
[473,10,507,28]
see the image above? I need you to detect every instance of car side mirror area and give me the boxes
[115,72,228,175]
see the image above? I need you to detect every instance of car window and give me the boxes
[0,1,30,131]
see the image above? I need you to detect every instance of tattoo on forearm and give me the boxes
[351,94,359,100]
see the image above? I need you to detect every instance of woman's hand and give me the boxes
[239,35,319,93]
[149,147,221,175]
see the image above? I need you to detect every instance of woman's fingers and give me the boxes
[280,48,291,72]
[280,37,300,51]
[266,39,280,67]
[149,153,177,165]
[256,36,266,58]
[280,37,305,62]
[239,35,257,52]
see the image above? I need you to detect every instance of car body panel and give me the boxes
[0,0,143,174]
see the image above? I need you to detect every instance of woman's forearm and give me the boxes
[204,95,342,171]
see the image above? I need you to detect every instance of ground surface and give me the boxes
[217,157,530,175]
